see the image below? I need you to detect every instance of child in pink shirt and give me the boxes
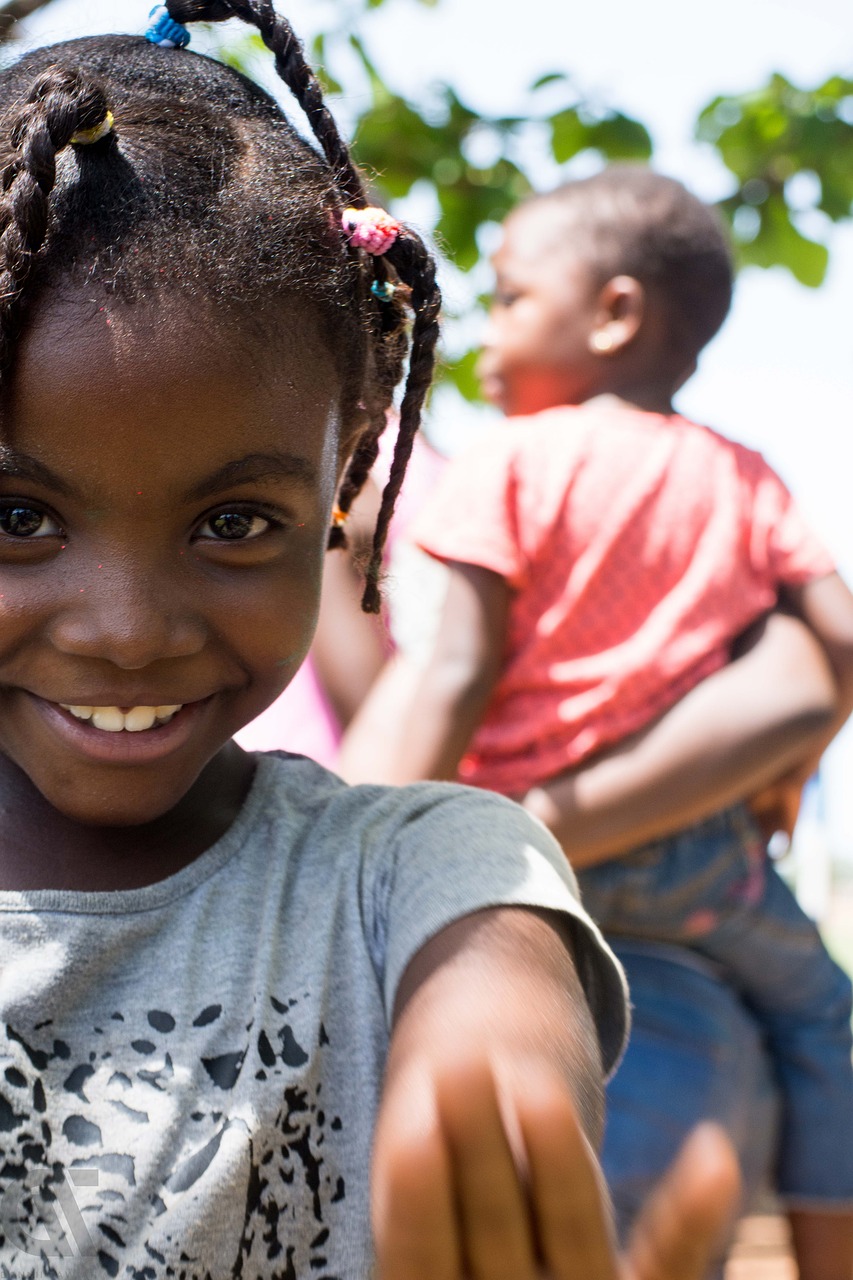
[367,169,853,1279]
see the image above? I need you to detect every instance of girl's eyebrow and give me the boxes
[0,448,75,496]
[184,451,319,502]
[0,449,317,501]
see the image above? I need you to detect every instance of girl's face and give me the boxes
[0,294,345,829]
[478,204,603,417]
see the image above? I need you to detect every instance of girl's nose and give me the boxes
[48,560,207,669]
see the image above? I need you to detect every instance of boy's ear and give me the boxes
[588,275,644,355]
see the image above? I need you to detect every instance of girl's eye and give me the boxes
[0,503,61,538]
[198,511,273,541]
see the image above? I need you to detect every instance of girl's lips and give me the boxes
[28,695,213,765]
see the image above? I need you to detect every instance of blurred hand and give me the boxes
[373,1055,740,1280]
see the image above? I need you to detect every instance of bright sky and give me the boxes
[13,0,853,857]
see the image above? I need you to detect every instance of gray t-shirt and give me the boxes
[0,753,626,1278]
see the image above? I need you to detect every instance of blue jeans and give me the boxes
[578,804,853,1206]
[603,941,779,1277]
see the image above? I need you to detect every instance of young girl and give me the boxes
[347,170,853,1278]
[0,5,744,1277]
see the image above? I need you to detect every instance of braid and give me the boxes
[0,67,109,386]
[359,234,441,612]
[167,0,365,204]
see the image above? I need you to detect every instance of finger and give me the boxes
[515,1067,620,1280]
[372,1070,460,1280]
[625,1123,741,1280]
[435,1056,539,1280]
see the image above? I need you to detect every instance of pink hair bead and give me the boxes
[341,206,401,255]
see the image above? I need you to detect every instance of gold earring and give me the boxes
[591,331,614,353]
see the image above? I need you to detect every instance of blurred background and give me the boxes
[4,0,852,950]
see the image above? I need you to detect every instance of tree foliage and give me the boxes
[8,0,850,397]
[697,73,853,287]
[342,42,652,272]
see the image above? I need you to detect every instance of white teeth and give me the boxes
[59,704,183,732]
[123,707,157,733]
[91,708,126,733]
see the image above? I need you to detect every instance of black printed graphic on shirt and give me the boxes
[0,995,345,1279]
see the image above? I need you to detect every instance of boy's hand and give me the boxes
[373,1054,740,1280]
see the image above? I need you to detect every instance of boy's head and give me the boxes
[479,166,733,417]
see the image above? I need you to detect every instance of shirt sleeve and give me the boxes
[747,453,836,587]
[410,431,528,589]
[363,782,629,1078]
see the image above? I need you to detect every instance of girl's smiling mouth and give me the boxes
[59,703,182,732]
[25,696,214,766]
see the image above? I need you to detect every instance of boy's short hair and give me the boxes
[530,167,733,363]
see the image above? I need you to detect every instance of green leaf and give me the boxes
[316,65,343,97]
[433,158,531,270]
[549,107,586,163]
[697,70,853,233]
[443,347,482,401]
[532,71,569,91]
[735,195,829,286]
[210,31,265,73]
[549,106,651,164]
[354,96,451,198]
[583,113,652,160]
[349,34,385,99]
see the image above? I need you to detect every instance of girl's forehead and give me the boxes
[4,294,344,491]
[19,290,335,383]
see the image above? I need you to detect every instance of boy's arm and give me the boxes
[348,561,508,783]
[745,571,853,840]
[373,906,740,1280]
[523,611,836,867]
[780,570,853,766]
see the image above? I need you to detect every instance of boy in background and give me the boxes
[355,168,853,1279]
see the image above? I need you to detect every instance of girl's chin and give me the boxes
[34,768,212,830]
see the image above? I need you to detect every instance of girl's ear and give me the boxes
[588,275,644,356]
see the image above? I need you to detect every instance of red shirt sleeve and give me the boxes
[411,429,528,589]
[746,451,836,587]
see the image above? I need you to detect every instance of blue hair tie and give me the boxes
[371,279,397,303]
[145,4,191,49]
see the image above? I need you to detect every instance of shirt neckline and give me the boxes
[0,753,285,917]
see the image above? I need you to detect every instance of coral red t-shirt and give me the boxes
[413,402,835,795]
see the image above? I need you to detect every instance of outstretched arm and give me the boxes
[522,611,836,867]
[373,907,740,1280]
[345,561,508,783]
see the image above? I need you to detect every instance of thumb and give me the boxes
[623,1123,741,1280]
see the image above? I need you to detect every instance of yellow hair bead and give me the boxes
[70,110,114,147]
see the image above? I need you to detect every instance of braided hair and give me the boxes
[0,2,441,611]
